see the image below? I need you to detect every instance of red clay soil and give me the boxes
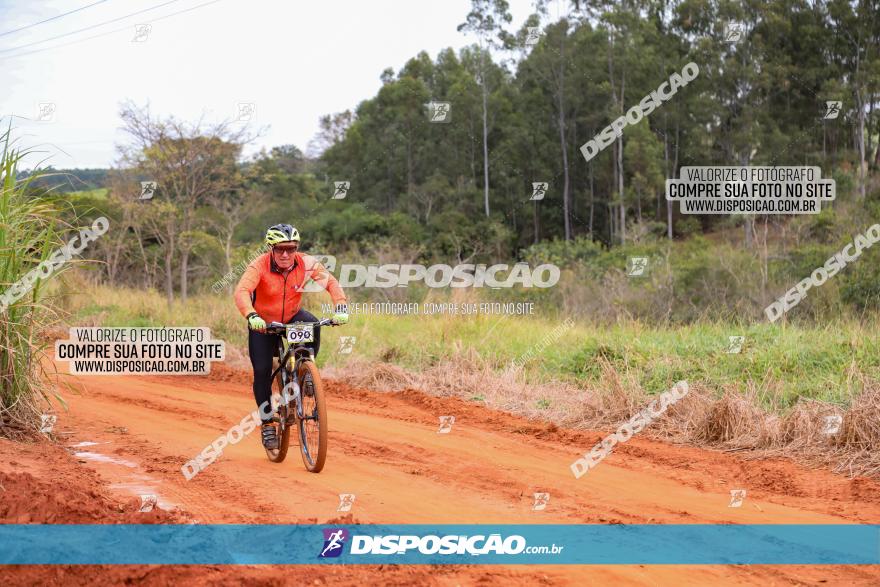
[1,362,880,585]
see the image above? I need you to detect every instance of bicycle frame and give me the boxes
[272,337,309,419]
[267,319,333,419]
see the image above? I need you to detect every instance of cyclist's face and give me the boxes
[272,243,298,269]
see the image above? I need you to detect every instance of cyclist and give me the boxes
[234,224,348,449]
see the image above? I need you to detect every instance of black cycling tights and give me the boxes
[248,308,320,423]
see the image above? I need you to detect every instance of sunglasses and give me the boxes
[273,246,298,256]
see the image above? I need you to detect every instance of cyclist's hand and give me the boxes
[247,312,267,332]
[333,304,349,325]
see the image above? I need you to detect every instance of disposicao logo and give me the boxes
[319,528,349,558]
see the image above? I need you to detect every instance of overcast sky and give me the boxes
[0,0,538,169]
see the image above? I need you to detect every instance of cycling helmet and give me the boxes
[265,224,300,246]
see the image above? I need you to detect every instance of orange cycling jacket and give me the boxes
[234,252,347,323]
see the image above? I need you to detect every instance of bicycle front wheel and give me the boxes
[297,360,327,473]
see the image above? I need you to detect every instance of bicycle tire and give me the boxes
[296,360,328,472]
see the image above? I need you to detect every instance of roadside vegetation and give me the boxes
[0,129,65,437]
[64,280,880,409]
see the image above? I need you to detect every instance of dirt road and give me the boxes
[4,363,880,585]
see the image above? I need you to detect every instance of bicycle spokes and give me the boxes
[299,371,321,464]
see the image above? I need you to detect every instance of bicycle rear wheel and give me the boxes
[265,366,292,463]
[296,360,327,472]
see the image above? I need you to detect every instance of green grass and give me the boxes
[66,284,880,410]
[66,188,108,200]
[333,312,876,407]
[1,126,64,432]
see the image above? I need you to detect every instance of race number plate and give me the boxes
[286,324,314,344]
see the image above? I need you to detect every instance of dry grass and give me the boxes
[347,362,417,391]
[333,352,880,478]
[692,389,776,448]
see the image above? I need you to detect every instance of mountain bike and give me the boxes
[264,318,338,472]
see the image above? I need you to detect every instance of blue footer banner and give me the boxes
[0,524,878,565]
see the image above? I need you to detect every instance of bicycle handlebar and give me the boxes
[265,318,338,333]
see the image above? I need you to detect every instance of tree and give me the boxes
[117,102,251,306]
[624,121,664,226]
[306,111,354,158]
[458,0,513,217]
[522,2,580,241]
[827,0,880,200]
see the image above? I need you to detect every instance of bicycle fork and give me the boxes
[282,376,302,422]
